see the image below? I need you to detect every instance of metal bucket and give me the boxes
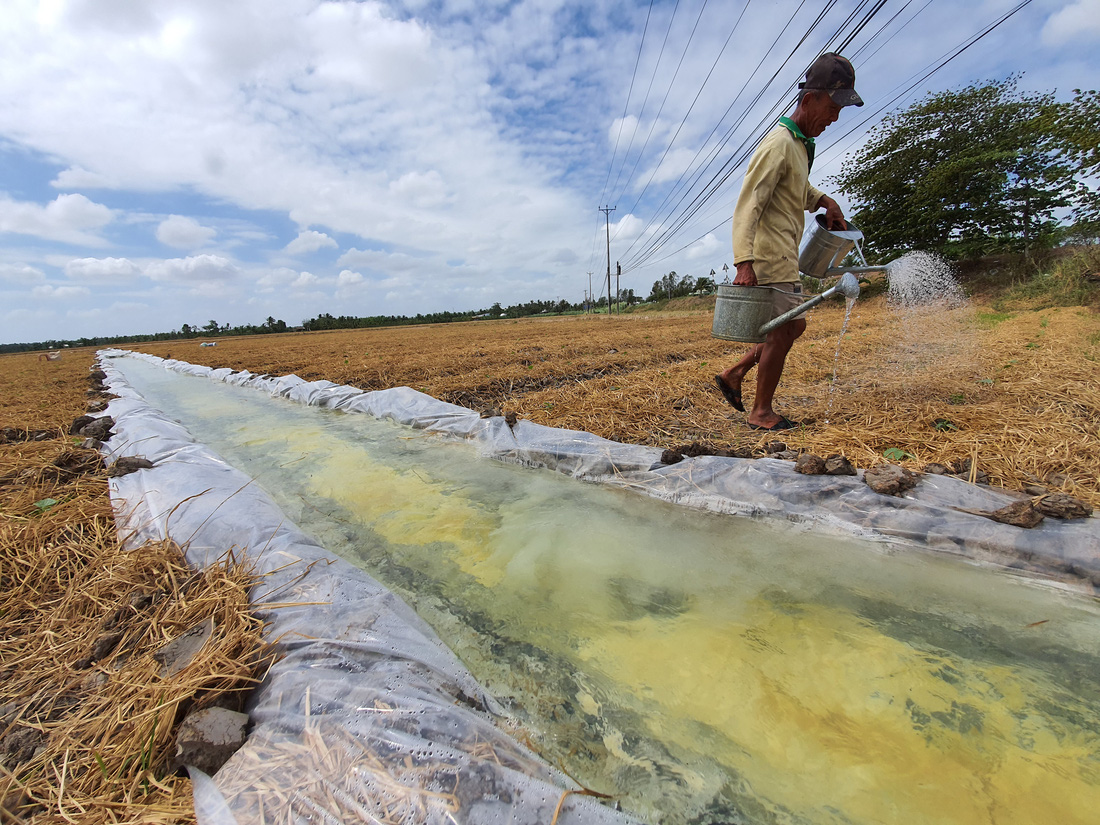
[712,284,784,343]
[798,214,864,279]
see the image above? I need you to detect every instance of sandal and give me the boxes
[748,415,799,431]
[714,375,744,412]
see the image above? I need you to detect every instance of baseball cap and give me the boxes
[798,53,864,107]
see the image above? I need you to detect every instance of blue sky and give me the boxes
[2,0,1098,343]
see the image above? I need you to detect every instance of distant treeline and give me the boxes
[0,294,642,352]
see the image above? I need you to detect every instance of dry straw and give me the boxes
[1,351,268,825]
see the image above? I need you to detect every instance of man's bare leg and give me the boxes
[747,319,805,428]
[718,343,762,397]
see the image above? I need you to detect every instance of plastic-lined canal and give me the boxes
[112,357,1100,825]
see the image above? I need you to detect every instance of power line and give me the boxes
[622,0,851,270]
[625,0,1040,275]
[612,0,752,234]
[608,0,714,209]
[614,0,824,261]
[815,0,1039,171]
[599,0,657,208]
[605,0,684,204]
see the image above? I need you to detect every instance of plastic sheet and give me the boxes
[96,355,639,825]
[102,350,1099,592]
[91,349,1100,824]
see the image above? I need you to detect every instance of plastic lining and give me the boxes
[96,355,639,825]
[91,349,1099,824]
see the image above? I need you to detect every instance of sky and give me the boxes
[2,0,1098,344]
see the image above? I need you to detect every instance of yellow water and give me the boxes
[118,358,1100,825]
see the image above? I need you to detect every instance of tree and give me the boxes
[829,78,1092,260]
[647,271,697,302]
[202,320,221,334]
[1051,87,1100,240]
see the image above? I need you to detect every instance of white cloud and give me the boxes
[292,271,321,288]
[146,254,239,283]
[256,266,303,290]
[0,263,46,283]
[284,230,338,255]
[609,115,639,147]
[547,248,578,265]
[156,215,217,249]
[337,269,365,286]
[33,283,91,300]
[1042,0,1100,46]
[388,170,449,208]
[0,193,114,246]
[65,256,141,282]
[337,247,426,274]
[684,233,723,262]
[52,166,116,189]
[303,2,438,94]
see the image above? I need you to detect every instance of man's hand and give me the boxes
[816,195,847,230]
[733,261,757,286]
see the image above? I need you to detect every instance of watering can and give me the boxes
[711,216,885,343]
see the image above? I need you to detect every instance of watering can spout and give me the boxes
[757,272,860,336]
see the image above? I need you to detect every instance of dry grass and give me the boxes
[128,292,1100,507]
[1,351,268,824]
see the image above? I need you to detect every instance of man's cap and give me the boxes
[798,53,863,107]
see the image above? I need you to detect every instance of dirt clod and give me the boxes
[1035,493,1093,520]
[794,453,826,475]
[824,454,857,476]
[985,500,1046,528]
[952,458,990,485]
[172,707,249,776]
[865,463,920,496]
[107,456,155,477]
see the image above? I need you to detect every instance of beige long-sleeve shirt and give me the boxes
[732,125,825,284]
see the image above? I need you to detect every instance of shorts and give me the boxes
[767,282,803,320]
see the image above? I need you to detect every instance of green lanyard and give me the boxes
[779,117,815,173]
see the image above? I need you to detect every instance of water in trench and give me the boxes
[114,357,1100,825]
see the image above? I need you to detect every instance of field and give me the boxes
[119,289,1100,508]
[1,344,263,822]
[2,271,1099,822]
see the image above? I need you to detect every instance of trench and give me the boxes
[110,355,1100,825]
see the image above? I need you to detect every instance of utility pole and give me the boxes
[587,271,593,314]
[599,205,615,317]
[616,261,621,315]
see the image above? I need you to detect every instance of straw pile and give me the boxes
[1,350,268,824]
[130,285,1100,508]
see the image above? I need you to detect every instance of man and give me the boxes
[715,53,863,430]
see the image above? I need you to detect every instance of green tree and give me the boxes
[829,77,1090,260]
[1051,88,1100,240]
[647,271,698,301]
